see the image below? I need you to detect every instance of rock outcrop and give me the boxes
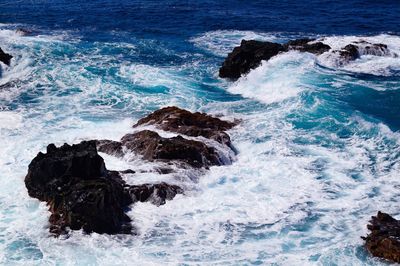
[98,107,237,168]
[25,107,236,236]
[0,48,12,66]
[284,38,331,55]
[219,38,396,80]
[133,106,237,148]
[25,141,182,235]
[363,211,400,263]
[219,38,330,80]
[219,40,286,80]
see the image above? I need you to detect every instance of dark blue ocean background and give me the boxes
[0,0,400,265]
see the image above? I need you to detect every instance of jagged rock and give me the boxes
[285,38,331,55]
[219,38,331,80]
[25,141,133,235]
[363,211,400,263]
[339,44,359,62]
[121,130,224,168]
[16,28,33,36]
[134,106,236,147]
[25,140,181,235]
[219,40,285,80]
[96,139,124,156]
[0,48,12,66]
[129,182,183,206]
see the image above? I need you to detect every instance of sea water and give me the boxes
[0,1,400,265]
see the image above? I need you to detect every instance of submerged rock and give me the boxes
[25,141,181,235]
[0,48,12,66]
[363,211,400,263]
[284,38,331,55]
[129,182,183,206]
[219,38,331,80]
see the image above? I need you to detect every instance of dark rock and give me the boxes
[121,130,224,168]
[96,139,124,157]
[219,40,285,80]
[339,44,359,62]
[25,141,133,235]
[285,38,331,55]
[16,28,34,36]
[129,182,183,206]
[119,169,136,174]
[134,106,236,147]
[219,38,331,80]
[363,211,400,263]
[0,48,12,66]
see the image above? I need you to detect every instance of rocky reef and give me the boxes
[219,38,330,80]
[97,106,237,168]
[0,47,12,66]
[25,107,236,235]
[219,38,394,80]
[363,211,400,263]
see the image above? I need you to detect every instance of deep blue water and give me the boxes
[0,0,400,265]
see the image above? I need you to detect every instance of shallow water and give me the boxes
[1,1,400,265]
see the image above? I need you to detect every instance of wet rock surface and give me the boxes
[363,211,400,263]
[134,106,236,148]
[219,40,285,80]
[0,47,12,66]
[25,107,236,235]
[219,38,395,79]
[284,38,331,55]
[25,141,182,235]
[99,107,237,168]
[219,38,330,80]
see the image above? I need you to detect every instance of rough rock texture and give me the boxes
[0,48,12,66]
[339,44,359,62]
[121,130,223,168]
[25,141,181,235]
[219,40,285,80]
[335,41,394,65]
[134,106,236,147]
[96,139,124,157]
[219,38,331,80]
[284,38,331,55]
[25,141,133,235]
[129,182,183,206]
[363,211,400,263]
[96,107,236,168]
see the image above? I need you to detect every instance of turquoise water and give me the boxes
[0,1,400,264]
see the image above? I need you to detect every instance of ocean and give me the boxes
[0,0,400,264]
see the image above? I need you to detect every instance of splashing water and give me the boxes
[0,7,400,265]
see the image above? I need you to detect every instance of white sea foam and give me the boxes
[191,30,279,56]
[317,34,400,76]
[1,26,400,265]
[228,51,314,105]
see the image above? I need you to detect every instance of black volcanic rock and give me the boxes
[134,106,236,147]
[129,182,183,206]
[25,141,181,235]
[219,40,285,80]
[219,38,331,80]
[0,48,12,66]
[285,38,331,55]
[339,44,359,62]
[120,130,223,168]
[25,141,133,235]
[363,211,400,263]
